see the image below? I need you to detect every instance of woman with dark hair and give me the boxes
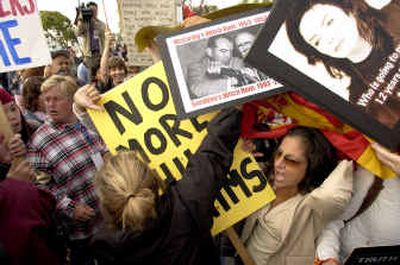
[96,30,128,93]
[241,126,353,265]
[0,94,62,263]
[0,89,34,180]
[0,90,61,264]
[285,0,400,128]
[22,76,46,130]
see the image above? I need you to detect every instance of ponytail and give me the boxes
[96,151,161,231]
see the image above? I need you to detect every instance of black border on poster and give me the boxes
[158,6,287,119]
[246,0,400,149]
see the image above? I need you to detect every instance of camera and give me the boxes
[76,3,93,22]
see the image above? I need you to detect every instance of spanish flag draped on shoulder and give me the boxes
[241,92,396,179]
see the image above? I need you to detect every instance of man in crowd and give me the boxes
[27,75,108,265]
[46,50,86,86]
[48,50,72,77]
[75,1,106,78]
[234,30,269,83]
[187,35,243,99]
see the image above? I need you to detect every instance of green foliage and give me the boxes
[40,11,76,48]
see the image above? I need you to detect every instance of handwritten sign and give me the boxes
[117,0,178,66]
[0,0,51,73]
[88,62,275,235]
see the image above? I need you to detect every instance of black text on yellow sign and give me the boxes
[88,62,275,235]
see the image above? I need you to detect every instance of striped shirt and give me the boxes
[27,120,107,240]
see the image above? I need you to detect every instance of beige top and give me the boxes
[241,160,354,265]
[247,194,304,264]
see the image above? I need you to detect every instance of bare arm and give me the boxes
[306,160,354,224]
[99,29,114,84]
[371,143,400,175]
[73,84,103,133]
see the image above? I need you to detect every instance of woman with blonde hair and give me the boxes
[95,151,163,232]
[91,108,241,265]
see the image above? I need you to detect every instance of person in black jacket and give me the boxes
[91,108,241,265]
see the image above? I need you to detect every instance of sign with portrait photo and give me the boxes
[246,0,400,149]
[158,7,285,119]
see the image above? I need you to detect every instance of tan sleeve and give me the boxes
[305,160,354,224]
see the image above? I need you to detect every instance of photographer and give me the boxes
[74,2,106,79]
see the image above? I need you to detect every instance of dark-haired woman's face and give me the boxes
[3,101,22,133]
[299,4,359,59]
[110,67,126,86]
[273,136,308,192]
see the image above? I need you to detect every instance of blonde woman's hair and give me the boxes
[41,75,78,100]
[96,151,162,231]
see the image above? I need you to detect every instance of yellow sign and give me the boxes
[88,62,275,235]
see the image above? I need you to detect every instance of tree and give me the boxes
[40,11,77,49]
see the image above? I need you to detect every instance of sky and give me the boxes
[36,0,243,33]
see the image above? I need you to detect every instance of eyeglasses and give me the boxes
[273,150,307,168]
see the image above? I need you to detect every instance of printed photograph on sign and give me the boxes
[158,7,285,119]
[246,0,400,149]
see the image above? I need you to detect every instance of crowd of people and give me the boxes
[0,1,400,265]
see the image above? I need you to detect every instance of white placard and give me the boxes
[0,0,51,73]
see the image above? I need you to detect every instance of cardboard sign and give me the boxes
[117,0,178,66]
[246,0,400,149]
[0,0,51,73]
[88,62,275,235]
[158,7,285,119]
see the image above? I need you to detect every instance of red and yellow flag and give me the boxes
[241,92,395,179]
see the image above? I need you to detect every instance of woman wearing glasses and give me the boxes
[241,127,353,265]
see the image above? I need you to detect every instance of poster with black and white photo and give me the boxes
[246,0,400,149]
[158,7,285,119]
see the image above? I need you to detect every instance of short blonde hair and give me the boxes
[96,151,162,231]
[41,75,78,100]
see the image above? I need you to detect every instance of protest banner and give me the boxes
[117,0,178,66]
[0,0,51,73]
[246,0,400,149]
[158,7,285,119]
[88,62,276,235]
